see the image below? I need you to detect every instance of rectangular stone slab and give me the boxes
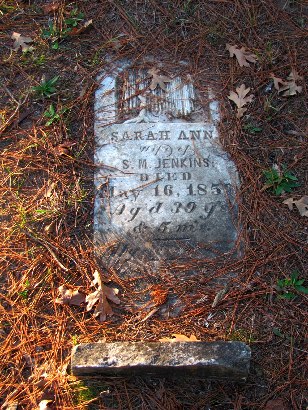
[94,122,239,262]
[71,341,251,381]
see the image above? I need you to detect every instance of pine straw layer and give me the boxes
[0,0,307,409]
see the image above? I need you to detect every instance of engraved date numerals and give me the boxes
[154,183,225,197]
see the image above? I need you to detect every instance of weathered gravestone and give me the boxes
[94,66,240,274]
[71,65,250,381]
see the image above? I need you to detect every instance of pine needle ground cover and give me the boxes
[0,1,307,409]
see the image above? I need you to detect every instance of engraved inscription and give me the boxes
[94,123,238,254]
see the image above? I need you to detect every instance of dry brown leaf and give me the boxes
[228,84,254,118]
[270,70,303,97]
[159,334,200,342]
[54,141,76,156]
[265,398,288,410]
[294,196,308,217]
[287,69,303,83]
[148,68,171,91]
[38,400,52,410]
[226,44,257,67]
[85,270,120,322]
[278,81,302,96]
[270,73,286,91]
[70,19,93,36]
[42,2,61,13]
[55,285,86,306]
[45,181,57,198]
[282,197,294,211]
[11,32,34,52]
[283,196,308,217]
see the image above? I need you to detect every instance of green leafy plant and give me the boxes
[33,54,46,66]
[64,7,84,27]
[262,165,299,195]
[32,76,59,98]
[243,123,262,134]
[19,279,30,300]
[43,104,67,125]
[0,4,16,14]
[21,53,46,67]
[42,22,61,49]
[272,328,294,343]
[276,271,308,300]
[42,7,84,49]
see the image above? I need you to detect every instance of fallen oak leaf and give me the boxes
[279,82,302,97]
[55,285,86,306]
[270,70,303,97]
[287,69,303,83]
[148,68,171,91]
[282,197,294,211]
[294,196,308,217]
[228,84,254,118]
[11,32,34,52]
[42,2,61,13]
[270,73,286,91]
[159,334,200,342]
[85,270,120,322]
[226,44,257,67]
[284,196,308,217]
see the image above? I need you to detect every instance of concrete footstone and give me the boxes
[71,341,251,381]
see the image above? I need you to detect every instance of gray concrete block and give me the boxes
[71,341,251,381]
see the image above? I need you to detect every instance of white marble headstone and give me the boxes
[94,66,239,273]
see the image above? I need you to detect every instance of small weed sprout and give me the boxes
[64,7,84,27]
[33,54,46,66]
[243,123,262,134]
[272,328,294,343]
[42,22,61,49]
[32,76,59,98]
[262,165,299,195]
[44,104,67,125]
[71,335,78,345]
[19,279,30,300]
[42,7,85,49]
[21,53,46,67]
[276,271,308,300]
